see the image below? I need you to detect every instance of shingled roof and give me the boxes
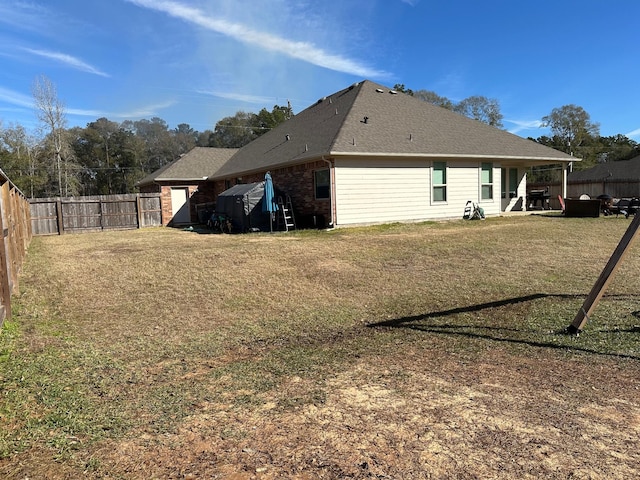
[568,155,640,182]
[137,147,238,187]
[212,80,575,179]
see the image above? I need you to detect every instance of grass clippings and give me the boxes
[1,215,639,479]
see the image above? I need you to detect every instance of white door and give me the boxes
[170,188,190,224]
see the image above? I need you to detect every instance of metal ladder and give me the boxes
[277,195,296,231]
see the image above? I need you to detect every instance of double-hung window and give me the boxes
[481,162,493,200]
[314,169,330,199]
[432,161,447,202]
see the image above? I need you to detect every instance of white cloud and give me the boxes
[22,48,110,77]
[506,119,543,135]
[0,85,33,108]
[0,83,173,121]
[198,89,274,105]
[625,127,640,139]
[125,0,389,78]
[400,0,420,6]
[67,100,176,119]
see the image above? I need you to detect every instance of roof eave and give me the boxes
[153,177,209,183]
[330,151,579,163]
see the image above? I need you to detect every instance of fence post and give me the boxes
[56,199,64,235]
[136,194,142,229]
[0,189,11,323]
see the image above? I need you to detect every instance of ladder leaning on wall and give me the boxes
[277,195,296,232]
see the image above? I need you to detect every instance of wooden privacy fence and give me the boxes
[29,193,162,236]
[0,169,32,326]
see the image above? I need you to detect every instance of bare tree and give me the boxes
[32,75,67,196]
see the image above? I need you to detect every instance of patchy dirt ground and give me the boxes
[4,343,638,479]
[2,219,640,479]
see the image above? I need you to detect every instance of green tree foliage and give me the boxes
[210,111,258,148]
[540,105,600,158]
[592,134,638,163]
[394,83,502,127]
[455,96,504,128]
[393,84,414,95]
[70,119,145,195]
[210,104,293,148]
[0,124,46,197]
[413,90,455,110]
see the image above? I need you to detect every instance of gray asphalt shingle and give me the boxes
[212,80,575,179]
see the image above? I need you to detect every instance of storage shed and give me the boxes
[215,182,270,232]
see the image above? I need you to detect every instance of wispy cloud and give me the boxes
[625,127,640,139]
[21,48,110,77]
[67,100,176,119]
[0,85,34,108]
[0,1,51,33]
[125,0,389,78]
[506,119,543,135]
[198,89,275,105]
[0,83,173,121]
[400,0,420,6]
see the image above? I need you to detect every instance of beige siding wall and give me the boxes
[333,158,504,226]
[334,158,429,225]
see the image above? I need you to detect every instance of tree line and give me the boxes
[0,75,293,198]
[0,76,637,198]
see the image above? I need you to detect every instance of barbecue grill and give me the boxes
[527,189,551,210]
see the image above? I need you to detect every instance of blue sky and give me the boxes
[1,0,638,140]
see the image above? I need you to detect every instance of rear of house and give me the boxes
[209,80,575,228]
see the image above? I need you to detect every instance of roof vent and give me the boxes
[389,90,398,95]
[375,88,384,93]
[285,134,290,141]
[361,116,369,124]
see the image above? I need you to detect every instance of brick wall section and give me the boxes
[142,159,332,228]
[157,183,210,226]
[214,160,332,228]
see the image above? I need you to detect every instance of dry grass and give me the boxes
[1,214,639,479]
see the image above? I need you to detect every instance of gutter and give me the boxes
[329,151,579,163]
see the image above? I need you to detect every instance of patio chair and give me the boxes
[616,199,631,218]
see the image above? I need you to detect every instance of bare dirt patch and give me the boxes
[1,217,639,478]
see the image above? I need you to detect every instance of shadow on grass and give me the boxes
[367,293,640,360]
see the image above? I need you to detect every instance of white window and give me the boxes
[481,162,493,200]
[432,161,447,202]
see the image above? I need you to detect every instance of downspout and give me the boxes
[322,156,336,228]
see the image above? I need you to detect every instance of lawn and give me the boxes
[1,215,639,479]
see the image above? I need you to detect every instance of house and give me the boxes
[566,155,640,199]
[137,147,238,226]
[209,80,576,228]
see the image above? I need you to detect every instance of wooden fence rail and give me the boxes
[29,193,162,235]
[0,169,32,327]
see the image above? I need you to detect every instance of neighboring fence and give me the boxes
[29,193,162,235]
[0,169,32,326]
[529,180,640,209]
